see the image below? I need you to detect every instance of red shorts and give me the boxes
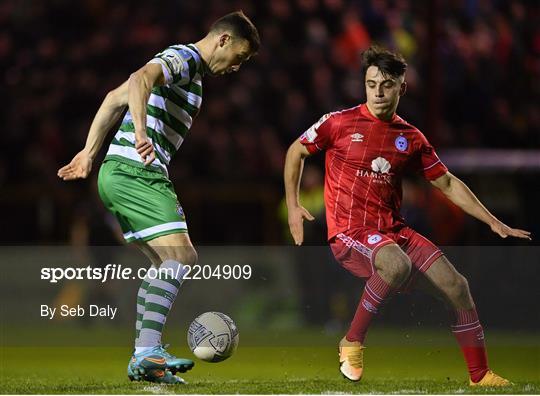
[330,226,443,291]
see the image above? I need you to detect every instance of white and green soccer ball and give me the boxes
[187,312,239,362]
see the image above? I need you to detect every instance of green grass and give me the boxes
[1,327,538,394]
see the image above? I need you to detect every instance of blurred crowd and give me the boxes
[2,0,539,243]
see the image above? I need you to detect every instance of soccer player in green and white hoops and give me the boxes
[58,11,260,384]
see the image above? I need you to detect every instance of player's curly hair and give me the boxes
[210,11,260,54]
[361,46,407,78]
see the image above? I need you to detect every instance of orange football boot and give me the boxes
[339,337,365,381]
[469,370,512,387]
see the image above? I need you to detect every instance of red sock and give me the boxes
[451,308,489,383]
[346,272,394,343]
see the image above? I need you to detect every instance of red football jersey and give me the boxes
[300,103,448,240]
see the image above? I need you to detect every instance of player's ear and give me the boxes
[399,81,407,96]
[218,33,232,47]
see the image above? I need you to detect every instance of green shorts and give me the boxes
[97,160,188,243]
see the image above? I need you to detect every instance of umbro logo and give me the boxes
[351,133,364,142]
[362,299,378,314]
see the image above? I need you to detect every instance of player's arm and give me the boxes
[284,139,315,245]
[430,172,531,240]
[127,62,166,165]
[57,81,129,180]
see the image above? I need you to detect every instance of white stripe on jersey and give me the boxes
[114,131,172,164]
[106,144,168,176]
[152,139,172,164]
[148,58,190,86]
[115,131,136,145]
[146,114,184,149]
[170,85,202,108]
[147,59,172,85]
[192,73,203,87]
[149,93,193,130]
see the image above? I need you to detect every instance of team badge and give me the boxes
[395,136,408,151]
[176,202,185,218]
[367,234,382,244]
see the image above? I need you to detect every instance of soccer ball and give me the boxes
[187,312,239,362]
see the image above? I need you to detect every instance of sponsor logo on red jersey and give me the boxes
[371,157,391,174]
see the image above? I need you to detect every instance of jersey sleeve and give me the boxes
[148,46,193,85]
[414,132,448,180]
[299,113,335,154]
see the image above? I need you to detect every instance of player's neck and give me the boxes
[194,36,216,67]
[365,102,397,122]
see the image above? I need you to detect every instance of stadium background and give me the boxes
[1,0,539,389]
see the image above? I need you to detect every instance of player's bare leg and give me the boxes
[135,241,163,266]
[128,232,196,383]
[145,232,198,267]
[417,256,511,386]
[340,244,411,381]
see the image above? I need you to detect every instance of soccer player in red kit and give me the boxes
[283,46,531,386]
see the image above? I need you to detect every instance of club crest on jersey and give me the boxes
[371,157,391,174]
[351,133,364,142]
[367,234,382,244]
[176,202,185,218]
[395,136,408,151]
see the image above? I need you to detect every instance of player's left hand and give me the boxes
[57,150,92,180]
[135,135,156,166]
[490,220,531,240]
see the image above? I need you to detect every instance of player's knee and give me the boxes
[157,245,198,267]
[172,245,198,267]
[375,247,411,287]
[392,254,412,285]
[439,270,472,308]
[448,274,471,304]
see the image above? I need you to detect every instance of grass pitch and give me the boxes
[1,326,538,394]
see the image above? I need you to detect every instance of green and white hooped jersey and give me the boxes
[105,44,204,176]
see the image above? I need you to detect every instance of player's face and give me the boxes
[208,35,252,76]
[364,66,406,120]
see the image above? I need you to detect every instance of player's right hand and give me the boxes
[135,134,155,165]
[490,219,532,240]
[57,150,92,180]
[288,206,315,246]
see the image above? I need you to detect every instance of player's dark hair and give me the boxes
[210,11,260,54]
[361,46,407,78]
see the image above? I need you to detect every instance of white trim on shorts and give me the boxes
[123,221,187,241]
